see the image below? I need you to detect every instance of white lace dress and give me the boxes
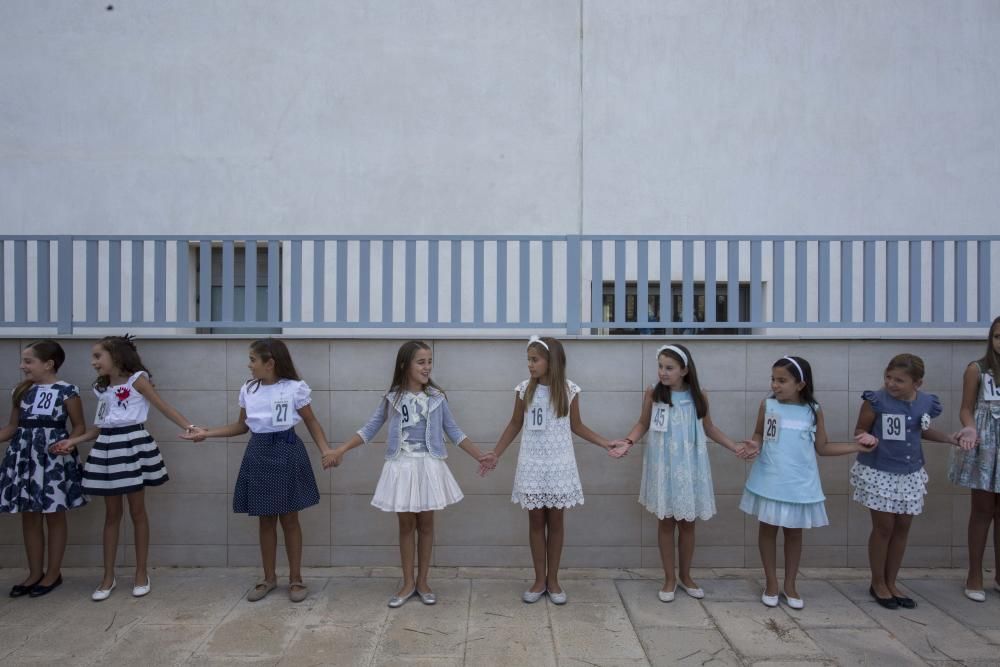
[511,380,585,510]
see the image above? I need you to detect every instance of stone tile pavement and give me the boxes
[0,567,998,666]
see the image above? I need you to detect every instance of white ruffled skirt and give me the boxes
[739,489,829,529]
[371,452,464,513]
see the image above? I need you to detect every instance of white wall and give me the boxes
[2,1,998,236]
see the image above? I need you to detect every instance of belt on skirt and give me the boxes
[17,417,67,429]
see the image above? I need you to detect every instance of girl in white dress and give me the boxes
[491,336,614,605]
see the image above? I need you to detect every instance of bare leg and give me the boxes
[527,509,547,593]
[127,490,150,586]
[782,527,803,599]
[39,512,67,586]
[259,516,279,583]
[544,508,565,594]
[677,519,698,589]
[993,494,1000,588]
[415,511,434,593]
[758,522,779,597]
[397,512,417,595]
[867,509,894,598]
[657,518,677,591]
[278,512,303,585]
[885,514,913,598]
[965,490,994,591]
[20,512,44,586]
[100,496,124,589]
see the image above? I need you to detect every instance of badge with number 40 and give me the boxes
[95,397,109,423]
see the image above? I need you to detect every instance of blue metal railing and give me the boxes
[0,235,995,334]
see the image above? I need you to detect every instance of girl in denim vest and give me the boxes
[851,353,962,610]
[327,341,496,608]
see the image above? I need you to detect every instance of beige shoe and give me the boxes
[289,581,308,603]
[246,579,276,602]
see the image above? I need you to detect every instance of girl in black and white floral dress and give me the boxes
[0,340,86,597]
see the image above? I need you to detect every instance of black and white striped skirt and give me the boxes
[82,424,169,496]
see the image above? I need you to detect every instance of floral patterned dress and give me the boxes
[0,382,87,513]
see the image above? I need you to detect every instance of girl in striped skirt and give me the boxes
[62,335,196,601]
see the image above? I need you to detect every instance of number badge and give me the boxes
[763,412,780,443]
[526,405,546,431]
[983,373,1000,402]
[881,413,906,441]
[32,388,57,416]
[95,397,109,424]
[271,399,292,427]
[650,404,669,433]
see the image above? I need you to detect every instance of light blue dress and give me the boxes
[638,390,716,521]
[740,399,829,528]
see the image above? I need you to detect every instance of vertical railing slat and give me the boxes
[818,240,830,323]
[750,240,761,324]
[863,241,875,322]
[795,241,807,322]
[359,240,370,323]
[336,240,348,322]
[222,240,234,323]
[726,240,738,325]
[591,241,603,326]
[978,240,991,322]
[14,240,27,323]
[405,240,416,325]
[474,239,484,324]
[886,241,899,323]
[542,240,553,326]
[450,240,461,323]
[176,241,189,324]
[428,241,439,324]
[57,238,73,333]
[497,241,508,324]
[381,240,393,324]
[658,240,670,324]
[614,240,626,327]
[954,240,967,323]
[636,240,648,330]
[683,240,694,324]
[199,241,212,323]
[931,240,944,323]
[520,240,531,325]
[154,240,166,323]
[108,240,121,323]
[772,241,784,324]
[314,240,325,324]
[85,240,98,323]
[37,240,50,323]
[290,240,302,324]
[908,240,921,323]
[266,240,279,323]
[131,240,144,323]
[839,241,852,323]
[245,240,257,322]
[704,241,716,324]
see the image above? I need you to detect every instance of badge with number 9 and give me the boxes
[271,399,292,427]
[32,388,57,416]
[527,405,546,431]
[763,412,780,443]
[882,413,906,441]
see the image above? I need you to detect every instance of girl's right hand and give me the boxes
[607,439,632,458]
[322,448,344,469]
[178,427,208,442]
[48,439,75,455]
[955,426,979,451]
[854,433,878,451]
[740,440,761,458]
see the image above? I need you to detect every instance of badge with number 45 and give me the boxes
[650,404,669,432]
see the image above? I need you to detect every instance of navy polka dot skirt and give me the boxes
[233,429,320,517]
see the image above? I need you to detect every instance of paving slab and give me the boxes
[615,579,716,629]
[465,579,557,667]
[903,577,1000,630]
[549,601,649,666]
[703,601,824,661]
[371,578,471,662]
[99,624,214,667]
[633,627,741,667]
[809,627,928,666]
[776,580,871,628]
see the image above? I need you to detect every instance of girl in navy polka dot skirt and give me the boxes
[851,353,967,610]
[183,339,336,603]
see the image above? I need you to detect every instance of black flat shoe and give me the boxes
[869,586,899,609]
[9,574,44,598]
[28,575,62,598]
[893,595,916,609]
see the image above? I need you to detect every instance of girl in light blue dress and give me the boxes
[614,344,749,602]
[740,356,875,610]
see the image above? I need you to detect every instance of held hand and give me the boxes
[607,440,632,458]
[178,427,208,442]
[854,433,878,451]
[739,440,761,459]
[48,439,75,455]
[955,426,978,451]
[322,448,344,469]
[476,451,498,477]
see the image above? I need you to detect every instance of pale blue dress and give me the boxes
[638,390,716,521]
[739,399,829,528]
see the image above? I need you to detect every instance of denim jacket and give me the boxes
[856,388,942,474]
[356,387,468,460]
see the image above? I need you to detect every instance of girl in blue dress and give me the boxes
[0,340,87,597]
[740,356,875,610]
[613,343,750,602]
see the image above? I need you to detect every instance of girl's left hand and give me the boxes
[955,426,979,451]
[854,433,878,450]
[476,451,498,476]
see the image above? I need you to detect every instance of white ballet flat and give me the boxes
[132,575,151,598]
[548,589,567,605]
[678,583,705,599]
[91,578,116,602]
[658,587,676,603]
[522,588,545,603]
[761,592,779,608]
[964,589,986,602]
[781,592,804,609]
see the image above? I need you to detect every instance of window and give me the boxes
[599,282,750,335]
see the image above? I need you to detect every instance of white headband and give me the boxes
[782,356,804,381]
[527,335,549,351]
[656,344,688,367]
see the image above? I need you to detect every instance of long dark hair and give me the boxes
[772,355,818,421]
[524,337,569,418]
[246,338,301,392]
[980,316,1000,382]
[387,341,445,405]
[94,335,151,391]
[652,343,707,419]
[14,339,66,406]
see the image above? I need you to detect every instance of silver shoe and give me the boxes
[522,588,546,603]
[388,588,416,608]
[416,589,436,605]
[548,589,567,605]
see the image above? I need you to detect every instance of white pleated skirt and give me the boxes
[371,452,464,513]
